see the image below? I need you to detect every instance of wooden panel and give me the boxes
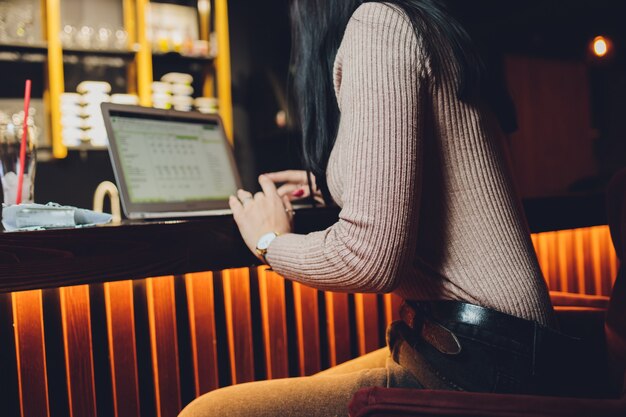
[185,272,219,395]
[257,268,289,379]
[292,282,320,375]
[12,290,50,417]
[221,268,255,384]
[60,285,97,417]
[530,233,539,253]
[324,292,351,367]
[146,277,181,417]
[105,280,140,417]
[354,293,380,355]
[608,230,619,289]
[547,231,560,291]
[0,294,19,416]
[593,226,617,295]
[590,227,605,295]
[573,228,587,294]
[532,225,619,297]
[383,293,403,326]
[556,229,575,293]
[535,231,559,291]
[580,229,593,294]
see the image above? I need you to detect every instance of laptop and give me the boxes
[101,103,242,219]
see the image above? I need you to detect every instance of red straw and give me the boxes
[16,79,31,205]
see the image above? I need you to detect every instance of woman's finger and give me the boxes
[282,195,295,221]
[229,195,243,216]
[259,174,279,196]
[237,189,254,206]
[276,183,301,197]
[264,170,306,184]
[282,195,294,211]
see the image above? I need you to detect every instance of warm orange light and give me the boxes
[592,36,610,58]
[532,225,618,296]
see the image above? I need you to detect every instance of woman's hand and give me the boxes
[264,170,324,204]
[229,175,294,257]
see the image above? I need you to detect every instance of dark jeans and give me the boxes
[389,301,586,397]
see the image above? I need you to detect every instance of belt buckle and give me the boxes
[421,319,462,355]
[401,301,463,355]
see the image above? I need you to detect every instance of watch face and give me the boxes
[257,232,277,250]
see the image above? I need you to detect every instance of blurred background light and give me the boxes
[591,36,612,58]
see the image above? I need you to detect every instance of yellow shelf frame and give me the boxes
[46,0,234,157]
[43,0,65,159]
[214,0,233,143]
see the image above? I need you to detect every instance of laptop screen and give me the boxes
[109,115,237,204]
[102,104,242,218]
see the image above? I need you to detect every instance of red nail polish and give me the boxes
[293,189,304,197]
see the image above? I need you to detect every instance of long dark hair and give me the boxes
[290,0,484,201]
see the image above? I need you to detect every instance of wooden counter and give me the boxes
[0,193,607,294]
[0,207,339,294]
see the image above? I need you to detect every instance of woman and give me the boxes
[181,1,580,415]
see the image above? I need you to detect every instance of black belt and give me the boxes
[399,300,584,396]
[401,300,538,349]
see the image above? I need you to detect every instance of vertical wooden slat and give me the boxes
[382,293,404,328]
[221,268,255,384]
[547,231,560,290]
[292,282,320,375]
[354,293,380,355]
[581,228,596,294]
[590,227,604,296]
[573,228,587,294]
[60,285,97,417]
[185,272,219,395]
[535,233,554,290]
[257,268,289,379]
[325,292,351,367]
[105,280,140,417]
[530,233,539,254]
[12,290,50,417]
[597,226,615,295]
[556,229,573,293]
[537,231,559,290]
[607,228,619,289]
[146,277,181,417]
[0,294,20,416]
[383,293,393,328]
[392,293,403,323]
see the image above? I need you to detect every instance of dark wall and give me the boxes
[228,0,303,192]
[448,0,626,195]
[35,151,116,209]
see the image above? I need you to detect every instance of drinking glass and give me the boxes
[0,119,37,205]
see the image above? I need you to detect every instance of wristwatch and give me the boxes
[256,232,280,265]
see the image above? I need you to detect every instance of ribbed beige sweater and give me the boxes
[267,3,555,326]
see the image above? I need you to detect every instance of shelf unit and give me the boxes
[9,0,233,158]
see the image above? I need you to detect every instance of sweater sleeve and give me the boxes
[266,3,425,293]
